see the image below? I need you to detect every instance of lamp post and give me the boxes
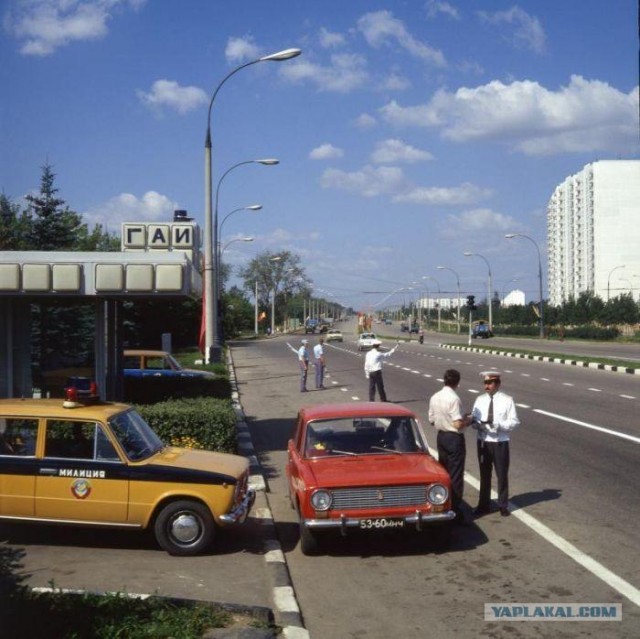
[269,255,283,335]
[204,47,301,364]
[217,204,262,294]
[505,233,544,338]
[437,266,461,333]
[606,264,626,301]
[423,276,441,332]
[221,236,254,254]
[464,251,493,330]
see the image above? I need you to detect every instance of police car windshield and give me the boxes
[109,409,165,461]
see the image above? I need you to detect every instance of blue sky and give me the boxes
[2,0,639,311]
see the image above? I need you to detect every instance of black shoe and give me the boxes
[500,507,510,517]
[473,506,490,518]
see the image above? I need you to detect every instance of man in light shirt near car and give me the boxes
[471,371,520,517]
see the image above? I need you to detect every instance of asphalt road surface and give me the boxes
[232,321,639,639]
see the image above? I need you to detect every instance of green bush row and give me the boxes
[124,376,231,404]
[137,397,238,454]
[493,324,621,340]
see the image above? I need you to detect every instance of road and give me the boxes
[232,320,640,638]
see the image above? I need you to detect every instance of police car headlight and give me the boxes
[310,489,333,511]
[427,483,448,505]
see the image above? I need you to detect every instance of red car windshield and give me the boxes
[305,416,425,457]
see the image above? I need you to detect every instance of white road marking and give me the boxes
[461,471,640,608]
[563,382,574,386]
[515,403,530,408]
[588,388,602,392]
[620,394,636,400]
[534,409,640,444]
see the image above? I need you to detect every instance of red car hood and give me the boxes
[307,453,449,488]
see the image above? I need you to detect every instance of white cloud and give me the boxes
[280,53,368,92]
[319,26,345,48]
[478,6,546,55]
[225,35,261,63]
[320,165,409,198]
[440,208,516,240]
[6,0,145,56]
[380,76,639,155]
[83,191,179,229]
[137,80,208,114]
[370,139,434,164]
[426,1,461,20]
[357,10,446,67]
[309,144,344,160]
[354,113,377,128]
[378,73,411,91]
[394,183,492,206]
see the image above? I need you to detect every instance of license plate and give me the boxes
[359,517,405,530]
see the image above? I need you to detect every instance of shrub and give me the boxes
[137,397,237,454]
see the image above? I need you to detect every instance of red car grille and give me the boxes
[330,485,426,510]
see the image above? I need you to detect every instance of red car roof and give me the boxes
[299,402,417,422]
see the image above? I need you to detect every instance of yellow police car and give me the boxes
[0,398,255,556]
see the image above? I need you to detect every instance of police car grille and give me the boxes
[330,485,426,510]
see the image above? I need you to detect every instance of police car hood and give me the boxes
[153,447,248,479]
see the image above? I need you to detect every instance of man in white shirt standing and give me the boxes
[364,340,398,401]
[428,369,472,523]
[471,371,520,517]
[313,337,325,389]
[297,339,310,392]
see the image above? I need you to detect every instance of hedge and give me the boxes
[137,397,237,454]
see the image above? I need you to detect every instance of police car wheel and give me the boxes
[154,500,215,556]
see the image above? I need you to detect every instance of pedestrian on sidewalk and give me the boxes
[297,339,310,392]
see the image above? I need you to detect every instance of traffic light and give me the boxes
[466,295,477,311]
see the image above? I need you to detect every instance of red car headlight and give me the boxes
[426,483,448,505]
[311,489,333,511]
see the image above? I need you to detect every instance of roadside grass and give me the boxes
[0,587,277,638]
[444,343,640,370]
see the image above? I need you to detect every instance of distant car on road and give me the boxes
[471,323,493,339]
[357,333,378,351]
[409,324,420,334]
[384,319,393,325]
[325,329,343,343]
[285,402,454,555]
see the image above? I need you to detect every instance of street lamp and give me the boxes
[204,47,301,364]
[219,204,262,238]
[437,266,461,333]
[269,255,283,335]
[221,236,254,254]
[423,276,441,332]
[464,251,493,330]
[607,264,626,301]
[505,233,544,338]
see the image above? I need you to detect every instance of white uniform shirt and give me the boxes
[471,391,520,443]
[428,386,464,433]
[364,345,397,375]
[313,343,324,360]
[298,345,309,363]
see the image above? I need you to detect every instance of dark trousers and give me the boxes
[299,363,308,391]
[437,431,466,512]
[314,360,324,388]
[477,440,510,509]
[368,370,387,401]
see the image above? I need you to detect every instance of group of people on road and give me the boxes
[288,335,520,521]
[428,368,520,523]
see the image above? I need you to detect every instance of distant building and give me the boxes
[502,289,526,307]
[547,160,640,306]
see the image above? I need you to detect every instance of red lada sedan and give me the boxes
[286,402,454,555]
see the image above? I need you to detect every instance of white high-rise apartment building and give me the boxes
[547,160,640,306]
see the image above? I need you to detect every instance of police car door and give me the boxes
[35,419,129,523]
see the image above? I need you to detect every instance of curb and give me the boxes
[440,343,639,375]
[227,351,310,639]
